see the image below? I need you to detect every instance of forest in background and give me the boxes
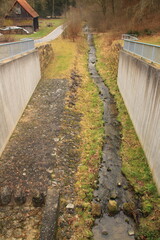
[0,0,76,18]
[76,0,160,32]
[0,0,160,32]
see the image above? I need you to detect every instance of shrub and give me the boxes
[126,30,140,37]
[144,28,152,36]
[63,7,82,41]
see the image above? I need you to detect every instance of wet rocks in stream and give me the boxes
[88,32,136,239]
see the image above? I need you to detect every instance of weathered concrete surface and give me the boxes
[118,50,160,193]
[0,77,68,239]
[0,78,68,195]
[0,50,41,156]
[40,187,60,240]
[0,73,81,239]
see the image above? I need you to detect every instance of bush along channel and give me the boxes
[87,33,140,240]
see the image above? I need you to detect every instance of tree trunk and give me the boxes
[52,0,54,18]
[111,0,115,15]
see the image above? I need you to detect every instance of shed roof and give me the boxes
[14,0,39,18]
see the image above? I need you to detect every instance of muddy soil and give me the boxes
[87,33,137,240]
[0,72,81,239]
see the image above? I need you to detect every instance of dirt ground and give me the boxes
[0,72,81,239]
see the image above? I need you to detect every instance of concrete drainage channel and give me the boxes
[40,187,60,240]
[87,33,137,240]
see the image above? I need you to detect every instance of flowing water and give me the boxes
[87,33,136,240]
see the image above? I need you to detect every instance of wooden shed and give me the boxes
[5,0,39,32]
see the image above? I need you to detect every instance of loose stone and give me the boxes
[32,190,45,207]
[66,203,74,214]
[66,203,74,209]
[110,189,118,200]
[107,167,111,172]
[107,200,118,214]
[128,230,135,236]
[14,189,26,205]
[117,182,122,187]
[0,186,12,205]
[46,168,54,174]
[102,230,108,236]
[54,138,59,142]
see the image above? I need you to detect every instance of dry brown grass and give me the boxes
[0,34,16,43]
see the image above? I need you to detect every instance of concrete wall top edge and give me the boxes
[0,49,38,66]
[121,50,160,72]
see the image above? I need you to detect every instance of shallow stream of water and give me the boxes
[87,33,136,240]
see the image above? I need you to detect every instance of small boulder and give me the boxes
[107,200,118,214]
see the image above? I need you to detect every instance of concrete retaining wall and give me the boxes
[118,50,160,193]
[0,50,41,156]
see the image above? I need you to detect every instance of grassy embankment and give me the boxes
[44,35,104,239]
[138,34,160,46]
[94,33,160,240]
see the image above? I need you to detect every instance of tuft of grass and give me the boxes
[94,33,160,240]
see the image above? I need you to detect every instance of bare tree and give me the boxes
[96,0,107,16]
[111,0,115,15]
[52,0,54,17]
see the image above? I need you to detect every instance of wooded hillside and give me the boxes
[0,0,160,31]
[0,0,76,18]
[77,0,160,32]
